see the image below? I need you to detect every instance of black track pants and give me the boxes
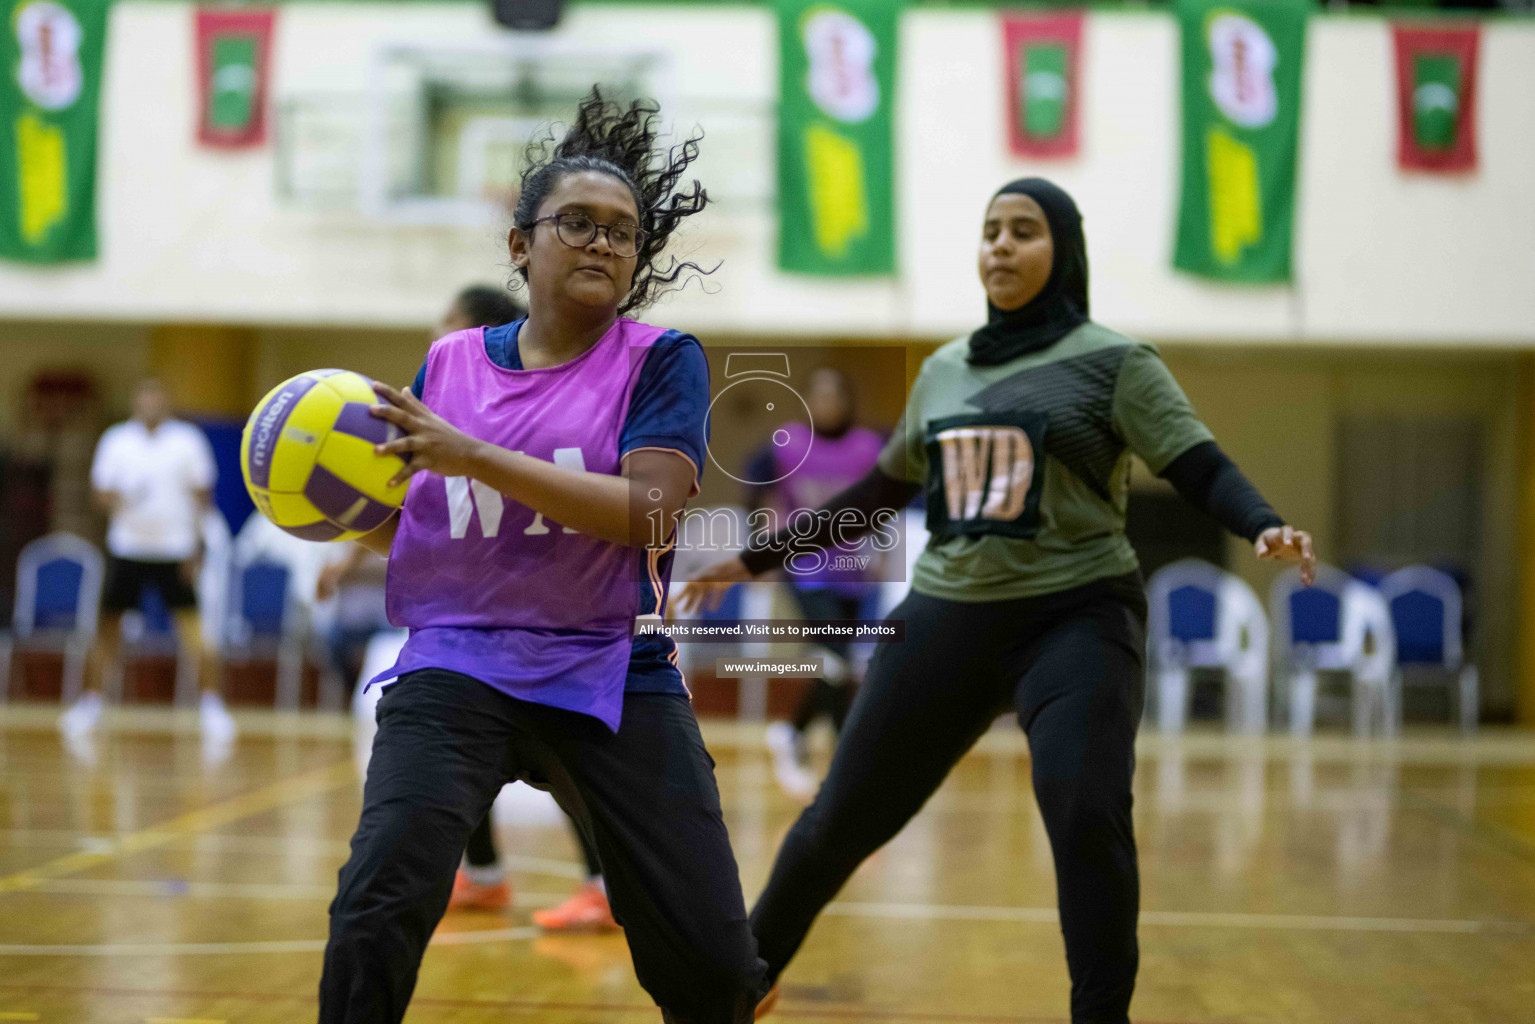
[751,576,1146,1024]
[320,669,767,1024]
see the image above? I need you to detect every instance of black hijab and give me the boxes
[967,178,1090,367]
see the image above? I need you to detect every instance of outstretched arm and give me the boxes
[739,466,919,577]
[674,466,919,613]
[1159,440,1315,584]
[317,540,382,600]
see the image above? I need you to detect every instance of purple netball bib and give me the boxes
[374,320,673,730]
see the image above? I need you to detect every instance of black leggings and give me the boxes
[751,576,1147,1024]
[464,805,604,878]
[321,669,766,1024]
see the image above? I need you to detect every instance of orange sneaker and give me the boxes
[446,870,512,912]
[755,982,780,1019]
[532,881,620,933]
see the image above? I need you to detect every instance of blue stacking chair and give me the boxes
[0,533,105,703]
[1147,559,1269,734]
[1379,566,1477,733]
[1270,565,1396,737]
[223,557,306,709]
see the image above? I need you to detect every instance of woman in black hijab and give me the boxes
[968,177,1090,364]
[682,178,1314,1022]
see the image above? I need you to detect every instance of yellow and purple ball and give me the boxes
[240,369,409,542]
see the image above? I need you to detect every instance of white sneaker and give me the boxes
[199,691,238,744]
[59,692,104,737]
[766,722,818,802]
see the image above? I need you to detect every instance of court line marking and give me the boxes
[17,872,582,902]
[1398,789,1535,865]
[0,760,358,896]
[23,879,338,900]
[823,900,1530,934]
[7,877,1522,935]
[0,901,1522,958]
[0,926,541,957]
[145,1018,226,1024]
[0,829,355,856]
[0,1013,39,1021]
[0,830,586,879]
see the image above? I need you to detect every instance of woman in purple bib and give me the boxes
[318,90,768,1024]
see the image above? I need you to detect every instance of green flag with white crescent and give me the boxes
[1391,24,1478,174]
[1411,53,1460,152]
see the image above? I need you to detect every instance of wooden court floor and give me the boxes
[1,707,1533,1024]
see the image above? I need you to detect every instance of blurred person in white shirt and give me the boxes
[63,379,235,740]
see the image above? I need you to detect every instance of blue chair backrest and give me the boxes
[1346,564,1390,588]
[1168,584,1218,643]
[33,557,84,630]
[240,562,290,637]
[1390,590,1446,665]
[1289,587,1341,645]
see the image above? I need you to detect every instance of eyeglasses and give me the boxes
[528,213,648,259]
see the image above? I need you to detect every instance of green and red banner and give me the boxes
[1392,24,1478,174]
[1173,0,1308,284]
[0,0,109,263]
[776,0,898,276]
[195,7,275,149]
[1001,12,1083,160]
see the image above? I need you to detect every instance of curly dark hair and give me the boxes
[513,87,713,317]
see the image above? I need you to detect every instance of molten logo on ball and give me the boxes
[240,369,409,542]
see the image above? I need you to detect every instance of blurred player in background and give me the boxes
[742,366,884,800]
[317,90,766,1023]
[63,379,235,741]
[681,178,1316,1021]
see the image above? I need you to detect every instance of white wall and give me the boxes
[0,4,1530,343]
[904,12,1535,345]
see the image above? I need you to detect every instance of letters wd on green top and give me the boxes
[0,0,109,263]
[775,0,897,276]
[878,324,1214,602]
[1173,0,1308,284]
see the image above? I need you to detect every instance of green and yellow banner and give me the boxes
[776,0,897,276]
[0,0,109,263]
[1173,0,1308,283]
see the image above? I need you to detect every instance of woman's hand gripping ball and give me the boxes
[369,382,485,487]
